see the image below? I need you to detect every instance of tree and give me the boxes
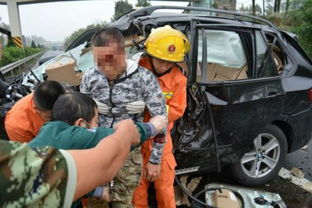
[266,3,274,15]
[252,0,256,15]
[136,0,151,7]
[113,0,133,21]
[31,40,37,48]
[211,1,218,9]
[255,4,262,15]
[267,0,312,57]
[291,0,312,57]
[274,0,281,12]
[285,0,290,12]
[238,4,251,14]
[63,22,107,49]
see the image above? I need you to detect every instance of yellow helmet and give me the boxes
[144,25,190,63]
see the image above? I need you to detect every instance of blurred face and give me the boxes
[151,57,174,74]
[33,99,52,121]
[93,37,126,81]
[35,107,52,121]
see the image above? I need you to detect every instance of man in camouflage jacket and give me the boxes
[80,28,167,208]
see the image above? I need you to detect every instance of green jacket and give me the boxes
[28,121,149,149]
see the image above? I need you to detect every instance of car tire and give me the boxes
[231,124,288,186]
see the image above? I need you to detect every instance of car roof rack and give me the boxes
[122,6,276,29]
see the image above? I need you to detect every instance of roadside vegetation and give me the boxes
[64,0,311,59]
[0,45,43,67]
[0,17,44,68]
[63,23,107,50]
[240,0,311,58]
[63,0,150,49]
[264,0,312,57]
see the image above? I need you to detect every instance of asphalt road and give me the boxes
[41,50,63,59]
[174,137,312,208]
[32,50,63,69]
[284,137,312,180]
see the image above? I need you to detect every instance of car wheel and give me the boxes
[231,124,287,186]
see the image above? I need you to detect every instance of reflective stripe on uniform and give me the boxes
[163,91,174,99]
[166,105,169,114]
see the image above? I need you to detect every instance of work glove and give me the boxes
[126,100,146,114]
[94,99,110,115]
[149,115,168,136]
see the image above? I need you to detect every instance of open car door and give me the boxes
[173,23,286,176]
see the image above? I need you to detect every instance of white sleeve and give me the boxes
[59,150,77,208]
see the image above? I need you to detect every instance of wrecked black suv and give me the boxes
[26,6,312,186]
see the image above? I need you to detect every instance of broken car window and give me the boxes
[197,29,248,82]
[265,33,287,75]
[256,31,279,77]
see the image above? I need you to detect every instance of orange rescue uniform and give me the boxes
[133,56,187,208]
[5,93,44,142]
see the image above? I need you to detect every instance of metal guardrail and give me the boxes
[0,51,44,76]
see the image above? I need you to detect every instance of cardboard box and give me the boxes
[45,57,82,86]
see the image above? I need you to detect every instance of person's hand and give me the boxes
[149,115,168,134]
[143,162,161,182]
[114,119,140,145]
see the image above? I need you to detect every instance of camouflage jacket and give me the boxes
[80,59,167,164]
[0,140,76,208]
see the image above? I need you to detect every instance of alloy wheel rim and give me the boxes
[240,133,281,178]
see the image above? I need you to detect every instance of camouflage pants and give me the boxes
[88,147,142,208]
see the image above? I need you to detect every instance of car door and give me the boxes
[173,23,286,173]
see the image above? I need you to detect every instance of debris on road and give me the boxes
[291,167,305,178]
[279,167,312,193]
[301,145,309,151]
[205,183,286,208]
[175,176,203,206]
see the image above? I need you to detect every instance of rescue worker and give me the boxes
[133,25,190,208]
[80,28,167,208]
[5,80,65,142]
[0,118,140,208]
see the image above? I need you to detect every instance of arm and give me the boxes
[68,119,140,200]
[88,115,166,148]
[5,121,34,142]
[137,115,167,144]
[141,68,167,165]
